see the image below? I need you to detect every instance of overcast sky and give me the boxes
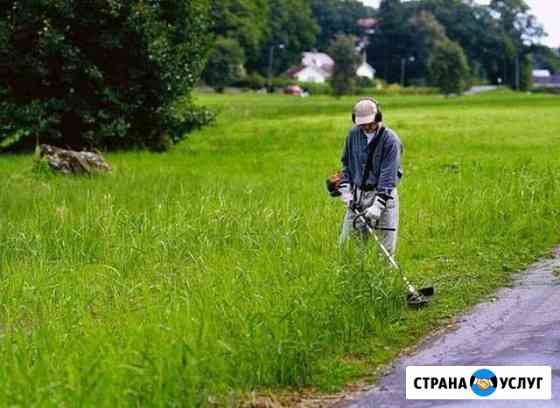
[359,0,560,48]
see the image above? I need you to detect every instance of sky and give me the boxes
[359,0,560,48]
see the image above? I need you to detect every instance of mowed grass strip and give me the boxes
[0,91,559,405]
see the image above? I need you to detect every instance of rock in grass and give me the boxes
[38,144,112,175]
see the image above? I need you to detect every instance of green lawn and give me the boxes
[1,91,559,406]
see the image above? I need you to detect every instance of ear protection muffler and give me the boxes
[352,97,383,124]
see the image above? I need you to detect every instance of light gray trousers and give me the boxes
[339,189,399,255]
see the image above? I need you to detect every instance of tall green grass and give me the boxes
[0,91,559,406]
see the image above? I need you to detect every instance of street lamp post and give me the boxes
[515,53,520,91]
[400,55,415,87]
[400,58,406,87]
[267,44,285,92]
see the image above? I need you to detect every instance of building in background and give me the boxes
[533,69,551,78]
[287,50,376,83]
[532,69,560,88]
[356,53,376,80]
[286,51,334,83]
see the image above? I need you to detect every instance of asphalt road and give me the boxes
[464,85,498,95]
[337,247,560,408]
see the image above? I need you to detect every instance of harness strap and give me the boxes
[360,126,386,190]
[353,127,386,208]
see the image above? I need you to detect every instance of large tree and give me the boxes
[429,39,470,95]
[489,0,544,89]
[366,0,414,84]
[202,37,246,92]
[415,0,499,82]
[207,0,318,75]
[406,11,448,84]
[308,0,374,51]
[256,0,319,75]
[209,0,269,71]
[1,0,213,151]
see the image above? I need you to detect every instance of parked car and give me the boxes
[283,85,309,97]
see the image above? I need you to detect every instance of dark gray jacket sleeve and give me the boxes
[340,132,352,184]
[377,134,400,196]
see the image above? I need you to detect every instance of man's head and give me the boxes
[352,98,382,132]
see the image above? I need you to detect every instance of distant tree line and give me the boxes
[367,0,548,92]
[203,0,560,94]
[202,0,373,88]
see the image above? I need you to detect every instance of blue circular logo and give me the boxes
[470,369,498,397]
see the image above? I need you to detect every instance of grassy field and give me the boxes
[1,91,559,406]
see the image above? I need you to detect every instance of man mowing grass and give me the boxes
[330,98,403,254]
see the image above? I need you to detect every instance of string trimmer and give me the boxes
[350,206,434,308]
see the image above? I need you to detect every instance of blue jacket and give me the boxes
[340,126,403,196]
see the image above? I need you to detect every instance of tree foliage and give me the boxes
[209,0,318,75]
[519,53,533,91]
[209,0,269,70]
[429,39,470,95]
[258,0,319,75]
[407,11,448,84]
[1,0,213,151]
[367,0,411,84]
[365,0,549,89]
[532,45,560,74]
[308,0,374,51]
[202,37,246,92]
[328,35,360,97]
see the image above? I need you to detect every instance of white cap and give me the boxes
[354,99,377,125]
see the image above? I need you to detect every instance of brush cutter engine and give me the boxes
[326,171,343,197]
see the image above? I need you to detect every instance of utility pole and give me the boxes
[400,57,405,87]
[400,56,415,87]
[267,44,284,92]
[515,53,520,91]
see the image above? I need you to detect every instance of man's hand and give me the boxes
[364,195,387,222]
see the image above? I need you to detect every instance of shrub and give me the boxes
[270,77,295,91]
[233,72,267,90]
[0,0,213,151]
[355,85,438,96]
[428,39,470,95]
[202,36,246,93]
[328,35,360,97]
[298,82,331,95]
[356,77,376,88]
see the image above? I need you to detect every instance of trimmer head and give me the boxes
[418,286,435,297]
[406,287,434,308]
[349,208,436,309]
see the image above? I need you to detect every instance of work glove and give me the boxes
[364,195,387,222]
[339,182,353,206]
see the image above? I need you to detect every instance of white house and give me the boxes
[286,51,334,83]
[290,65,331,83]
[356,54,376,80]
[301,52,335,71]
[287,51,376,83]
